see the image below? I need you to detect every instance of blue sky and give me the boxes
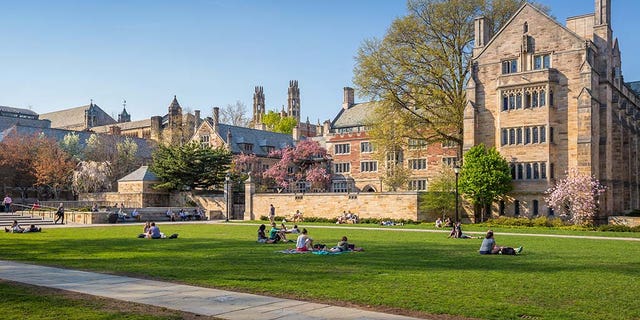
[1,0,639,124]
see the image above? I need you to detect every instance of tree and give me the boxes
[72,161,112,194]
[354,0,545,157]
[0,133,40,197]
[59,132,83,161]
[84,134,142,187]
[262,110,297,134]
[545,168,606,225]
[458,144,512,222]
[263,140,330,191]
[150,142,232,191]
[420,163,456,220]
[219,101,250,127]
[32,138,75,198]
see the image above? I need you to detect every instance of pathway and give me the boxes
[0,260,425,320]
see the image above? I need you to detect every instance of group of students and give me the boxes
[256,223,355,253]
[138,221,178,239]
[4,220,41,233]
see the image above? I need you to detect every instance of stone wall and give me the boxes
[249,192,421,221]
[608,216,640,227]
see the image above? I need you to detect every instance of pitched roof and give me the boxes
[40,104,116,129]
[0,124,154,159]
[119,166,159,182]
[90,118,153,133]
[330,101,378,129]
[0,105,39,117]
[204,119,294,156]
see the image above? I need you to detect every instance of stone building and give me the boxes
[40,101,116,131]
[326,87,458,193]
[251,81,318,138]
[464,0,640,217]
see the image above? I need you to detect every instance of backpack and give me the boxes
[500,247,516,255]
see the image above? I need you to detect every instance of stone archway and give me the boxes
[361,185,377,192]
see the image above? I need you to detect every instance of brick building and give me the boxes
[325,87,457,193]
[464,0,640,217]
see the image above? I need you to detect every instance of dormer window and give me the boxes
[241,143,253,152]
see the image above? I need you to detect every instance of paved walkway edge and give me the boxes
[0,260,425,320]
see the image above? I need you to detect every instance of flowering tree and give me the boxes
[263,140,330,191]
[72,161,112,194]
[33,138,76,198]
[545,168,606,225]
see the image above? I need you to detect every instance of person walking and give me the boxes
[3,195,12,213]
[54,203,65,224]
[269,204,276,224]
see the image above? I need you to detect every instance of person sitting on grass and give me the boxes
[257,224,272,243]
[479,230,522,255]
[5,220,24,233]
[295,228,313,252]
[268,222,288,243]
[146,222,163,239]
[290,224,300,234]
[328,236,350,253]
[435,217,443,228]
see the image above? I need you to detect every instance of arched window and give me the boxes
[517,164,524,180]
[526,163,532,179]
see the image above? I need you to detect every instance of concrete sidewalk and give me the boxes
[0,260,425,320]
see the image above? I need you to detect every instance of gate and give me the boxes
[231,192,245,220]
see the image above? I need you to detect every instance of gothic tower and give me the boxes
[252,86,265,128]
[287,80,300,123]
[84,100,97,129]
[167,95,184,145]
[118,100,131,123]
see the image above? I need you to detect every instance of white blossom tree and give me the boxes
[72,161,112,193]
[545,168,606,225]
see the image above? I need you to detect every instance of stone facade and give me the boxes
[464,0,640,218]
[247,191,422,221]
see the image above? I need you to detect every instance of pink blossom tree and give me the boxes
[263,140,330,192]
[232,153,263,182]
[545,168,606,225]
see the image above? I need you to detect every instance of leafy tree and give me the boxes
[262,110,297,134]
[59,132,83,161]
[219,101,250,127]
[420,163,456,220]
[84,134,142,187]
[33,138,75,198]
[150,142,232,191]
[263,140,330,191]
[545,168,606,225]
[458,144,512,222]
[354,0,545,157]
[72,161,112,194]
[0,133,46,198]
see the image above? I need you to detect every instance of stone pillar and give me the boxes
[244,176,255,220]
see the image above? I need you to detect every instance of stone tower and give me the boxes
[84,100,97,129]
[118,100,131,123]
[166,95,184,145]
[287,80,300,123]
[252,86,265,128]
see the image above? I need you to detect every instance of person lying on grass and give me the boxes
[327,236,349,253]
[478,230,522,255]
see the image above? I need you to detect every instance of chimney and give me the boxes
[292,125,301,141]
[343,87,355,110]
[474,17,491,55]
[226,128,232,151]
[213,107,220,127]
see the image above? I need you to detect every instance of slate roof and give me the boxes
[330,101,378,129]
[40,104,116,129]
[206,119,294,156]
[118,166,159,182]
[0,124,155,159]
[626,81,640,97]
[0,106,39,117]
[91,118,153,133]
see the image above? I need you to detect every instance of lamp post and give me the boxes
[453,165,460,223]
[225,174,230,222]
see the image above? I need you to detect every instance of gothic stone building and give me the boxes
[464,0,640,217]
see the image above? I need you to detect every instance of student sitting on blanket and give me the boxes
[295,228,313,252]
[257,224,274,243]
[268,223,288,243]
[328,236,350,253]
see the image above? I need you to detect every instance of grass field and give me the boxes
[1,223,638,320]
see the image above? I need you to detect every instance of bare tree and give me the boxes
[218,101,250,127]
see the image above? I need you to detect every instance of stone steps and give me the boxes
[0,213,55,227]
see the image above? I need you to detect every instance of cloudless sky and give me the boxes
[1,0,639,124]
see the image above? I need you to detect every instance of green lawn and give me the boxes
[1,223,638,320]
